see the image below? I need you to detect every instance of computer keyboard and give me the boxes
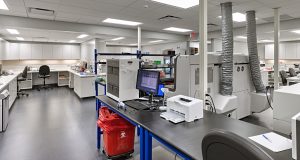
[124,100,150,110]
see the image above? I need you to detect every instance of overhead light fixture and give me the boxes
[0,0,8,10]
[291,30,300,34]
[151,0,198,9]
[69,40,76,43]
[16,37,24,40]
[111,37,125,41]
[0,38,3,41]
[6,29,20,35]
[218,12,246,22]
[149,40,164,43]
[236,36,247,39]
[77,34,88,39]
[163,27,193,33]
[259,39,273,43]
[103,18,142,26]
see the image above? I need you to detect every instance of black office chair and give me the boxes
[289,68,297,77]
[17,66,29,98]
[202,130,273,160]
[38,65,51,91]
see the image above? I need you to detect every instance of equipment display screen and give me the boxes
[136,69,160,94]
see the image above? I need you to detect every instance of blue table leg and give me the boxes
[97,126,101,149]
[145,130,152,160]
[139,127,145,160]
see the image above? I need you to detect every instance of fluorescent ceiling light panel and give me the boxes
[259,40,273,43]
[6,29,19,35]
[0,0,8,10]
[149,40,164,43]
[16,37,24,40]
[291,30,300,34]
[103,18,142,26]
[77,34,88,39]
[218,12,246,22]
[236,36,247,39]
[151,0,198,9]
[111,37,125,41]
[69,40,76,43]
[163,27,192,33]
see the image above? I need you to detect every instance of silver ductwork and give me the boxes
[246,11,266,93]
[220,2,234,96]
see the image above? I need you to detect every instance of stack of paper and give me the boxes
[248,132,292,152]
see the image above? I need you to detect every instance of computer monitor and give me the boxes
[136,69,160,94]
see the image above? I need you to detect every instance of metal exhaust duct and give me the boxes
[220,2,234,96]
[246,11,266,93]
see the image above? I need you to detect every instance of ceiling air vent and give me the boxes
[158,15,182,22]
[262,14,294,22]
[28,7,55,16]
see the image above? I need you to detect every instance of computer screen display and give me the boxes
[136,69,160,94]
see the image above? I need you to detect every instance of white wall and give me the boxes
[81,39,95,63]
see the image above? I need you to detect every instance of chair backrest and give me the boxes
[289,68,297,77]
[21,66,28,79]
[202,130,274,160]
[280,70,288,85]
[39,65,50,76]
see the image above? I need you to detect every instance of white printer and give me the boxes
[160,95,203,123]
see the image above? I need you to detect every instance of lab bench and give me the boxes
[96,95,291,160]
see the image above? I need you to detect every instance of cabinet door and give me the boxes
[42,44,53,59]
[71,45,80,59]
[53,44,63,59]
[265,44,286,59]
[62,45,72,59]
[31,44,43,59]
[19,43,31,59]
[285,43,297,59]
[6,43,20,60]
[265,44,274,59]
[279,44,285,59]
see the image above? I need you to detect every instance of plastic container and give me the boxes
[97,107,135,157]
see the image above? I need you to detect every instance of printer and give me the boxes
[160,95,203,123]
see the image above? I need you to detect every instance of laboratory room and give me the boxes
[1,0,300,160]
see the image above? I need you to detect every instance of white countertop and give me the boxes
[28,68,96,78]
[276,83,300,95]
[0,72,20,91]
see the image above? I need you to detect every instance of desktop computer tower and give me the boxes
[106,59,139,102]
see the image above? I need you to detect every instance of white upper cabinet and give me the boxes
[71,45,80,59]
[53,44,63,59]
[6,43,20,60]
[31,44,43,59]
[19,43,31,59]
[285,43,297,59]
[62,45,72,59]
[265,44,274,59]
[42,44,53,59]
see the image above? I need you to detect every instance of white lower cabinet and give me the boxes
[73,74,96,98]
[8,78,17,109]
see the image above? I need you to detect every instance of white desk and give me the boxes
[286,77,300,86]
[19,68,100,98]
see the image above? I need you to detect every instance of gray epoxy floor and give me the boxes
[0,87,101,160]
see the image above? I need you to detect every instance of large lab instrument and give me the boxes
[168,53,270,119]
[160,95,203,123]
[106,59,139,101]
[0,90,9,132]
[292,112,300,159]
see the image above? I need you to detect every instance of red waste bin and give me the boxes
[97,107,135,158]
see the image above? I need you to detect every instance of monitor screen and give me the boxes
[136,69,160,94]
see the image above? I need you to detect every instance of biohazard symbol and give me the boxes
[121,131,126,138]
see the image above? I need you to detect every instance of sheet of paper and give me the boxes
[248,132,292,152]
